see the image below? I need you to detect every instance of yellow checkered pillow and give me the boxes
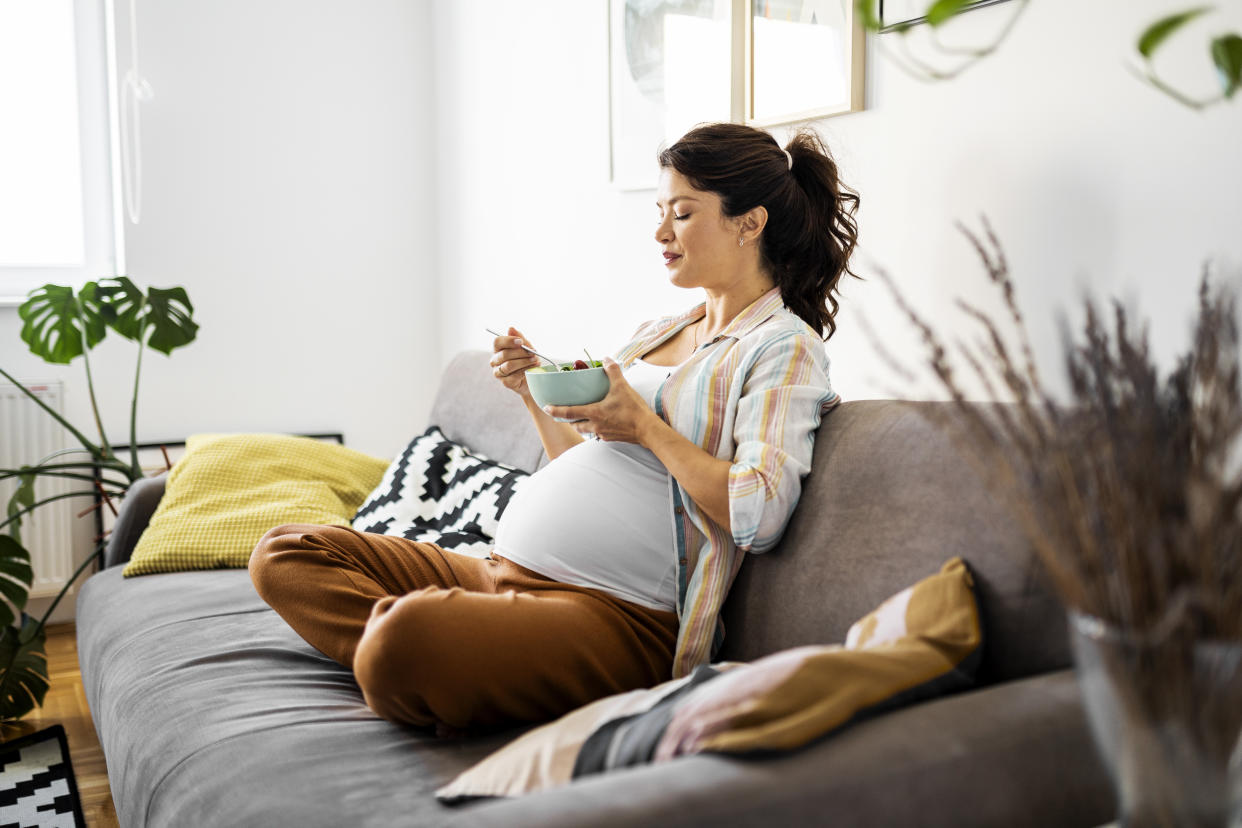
[124,433,388,577]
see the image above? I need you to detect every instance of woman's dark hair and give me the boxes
[657,123,859,339]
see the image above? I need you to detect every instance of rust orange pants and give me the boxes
[249,525,679,730]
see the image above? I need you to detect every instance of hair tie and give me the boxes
[782,148,793,170]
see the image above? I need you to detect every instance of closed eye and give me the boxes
[674,213,690,221]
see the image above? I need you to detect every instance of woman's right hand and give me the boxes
[490,326,541,399]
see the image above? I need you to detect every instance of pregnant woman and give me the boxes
[250,123,859,731]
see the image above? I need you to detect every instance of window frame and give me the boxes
[0,0,124,307]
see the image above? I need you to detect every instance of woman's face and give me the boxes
[654,168,743,291]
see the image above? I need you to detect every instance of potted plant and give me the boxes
[0,276,198,722]
[873,220,1242,826]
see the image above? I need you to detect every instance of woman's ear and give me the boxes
[737,205,768,245]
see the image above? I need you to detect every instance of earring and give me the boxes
[738,238,745,247]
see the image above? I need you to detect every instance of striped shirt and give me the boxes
[615,287,839,677]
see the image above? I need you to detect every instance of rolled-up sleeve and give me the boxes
[727,333,835,552]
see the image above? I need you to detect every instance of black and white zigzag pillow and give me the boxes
[351,426,528,557]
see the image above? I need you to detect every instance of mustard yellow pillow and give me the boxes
[124,434,388,576]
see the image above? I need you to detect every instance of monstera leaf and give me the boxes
[95,277,199,355]
[0,617,48,721]
[0,536,32,631]
[17,278,200,363]
[17,283,108,364]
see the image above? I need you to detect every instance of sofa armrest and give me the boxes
[104,473,166,569]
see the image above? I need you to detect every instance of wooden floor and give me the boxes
[1,623,119,828]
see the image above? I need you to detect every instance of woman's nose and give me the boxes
[654,217,672,244]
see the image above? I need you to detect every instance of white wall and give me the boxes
[1,0,436,620]
[432,0,1242,403]
[2,0,437,459]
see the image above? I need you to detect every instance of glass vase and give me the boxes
[1070,611,1242,828]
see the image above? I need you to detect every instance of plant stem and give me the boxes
[34,540,106,634]
[79,346,112,458]
[0,471,114,486]
[0,367,101,459]
[128,323,146,477]
[0,491,125,533]
[2,460,129,477]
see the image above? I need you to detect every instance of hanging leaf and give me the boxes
[0,537,32,631]
[4,472,36,546]
[92,276,148,341]
[0,617,48,721]
[144,286,199,355]
[1137,6,1213,59]
[17,283,108,364]
[1211,33,1242,98]
[926,0,972,27]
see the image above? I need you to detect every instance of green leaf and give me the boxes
[4,473,36,546]
[0,537,32,630]
[926,0,971,27]
[1137,6,1213,59]
[1211,33,1242,97]
[855,0,882,30]
[144,286,199,355]
[17,283,107,364]
[92,276,148,341]
[0,618,48,721]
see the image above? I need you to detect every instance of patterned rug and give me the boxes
[0,725,85,828]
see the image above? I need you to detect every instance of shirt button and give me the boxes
[674,506,684,515]
[679,558,687,566]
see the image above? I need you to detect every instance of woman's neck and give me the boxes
[699,279,775,339]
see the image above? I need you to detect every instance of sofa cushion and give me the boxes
[124,434,388,576]
[76,567,527,827]
[720,400,1070,684]
[351,425,528,557]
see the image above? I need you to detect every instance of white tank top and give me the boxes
[492,360,677,610]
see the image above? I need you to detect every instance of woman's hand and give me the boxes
[544,359,661,445]
[490,326,541,399]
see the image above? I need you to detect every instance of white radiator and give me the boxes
[0,381,77,599]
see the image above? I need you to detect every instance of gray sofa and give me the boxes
[77,350,1116,827]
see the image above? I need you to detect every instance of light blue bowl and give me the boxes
[526,363,609,410]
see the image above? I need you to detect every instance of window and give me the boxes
[0,0,120,304]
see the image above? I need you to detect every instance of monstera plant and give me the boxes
[0,277,198,721]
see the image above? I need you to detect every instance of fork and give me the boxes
[485,328,559,369]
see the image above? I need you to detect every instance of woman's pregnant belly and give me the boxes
[492,440,677,611]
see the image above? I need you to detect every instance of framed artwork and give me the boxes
[608,0,734,190]
[746,0,866,126]
[607,0,865,188]
[879,0,1010,31]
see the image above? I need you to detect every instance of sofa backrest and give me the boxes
[719,400,1071,684]
[428,351,550,474]
[427,354,1070,686]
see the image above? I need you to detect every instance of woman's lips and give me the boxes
[663,253,681,266]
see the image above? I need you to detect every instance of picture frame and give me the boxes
[607,0,866,188]
[607,0,734,190]
[745,0,866,126]
[879,0,1010,32]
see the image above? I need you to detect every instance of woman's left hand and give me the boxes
[543,358,659,445]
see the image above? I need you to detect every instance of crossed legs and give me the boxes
[249,525,678,729]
